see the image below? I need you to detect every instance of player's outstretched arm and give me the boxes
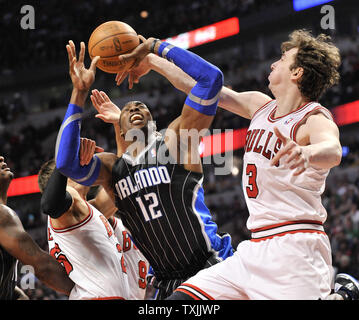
[120,37,223,128]
[0,205,75,296]
[55,40,115,189]
[116,37,271,119]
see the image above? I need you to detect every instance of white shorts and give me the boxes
[176,230,334,300]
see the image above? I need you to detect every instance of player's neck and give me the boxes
[0,181,10,205]
[0,190,8,205]
[274,88,309,117]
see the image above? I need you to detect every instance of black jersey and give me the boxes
[111,134,232,280]
[0,244,17,300]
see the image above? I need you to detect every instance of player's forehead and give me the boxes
[281,47,298,59]
[122,101,148,111]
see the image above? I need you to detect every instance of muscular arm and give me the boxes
[56,40,114,188]
[145,40,222,172]
[0,205,74,295]
[147,54,272,119]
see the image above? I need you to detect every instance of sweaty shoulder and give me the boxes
[0,204,19,229]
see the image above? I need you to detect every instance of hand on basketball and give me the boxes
[90,89,122,124]
[79,138,104,166]
[117,35,154,75]
[66,40,100,92]
[270,127,309,176]
[115,55,151,89]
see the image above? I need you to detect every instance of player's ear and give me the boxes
[291,67,303,81]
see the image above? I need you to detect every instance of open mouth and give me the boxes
[130,113,144,125]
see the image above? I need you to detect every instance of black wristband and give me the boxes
[150,39,160,54]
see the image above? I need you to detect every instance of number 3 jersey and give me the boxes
[243,100,334,230]
[111,134,233,281]
[47,202,130,300]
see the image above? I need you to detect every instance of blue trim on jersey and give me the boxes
[147,265,155,277]
[194,187,233,260]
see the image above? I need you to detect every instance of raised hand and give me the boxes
[270,127,309,176]
[66,40,100,92]
[79,137,104,166]
[115,55,152,89]
[116,35,155,87]
[90,89,122,124]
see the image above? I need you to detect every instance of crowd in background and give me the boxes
[0,0,358,299]
[1,0,287,73]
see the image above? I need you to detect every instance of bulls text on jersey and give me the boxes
[245,128,282,164]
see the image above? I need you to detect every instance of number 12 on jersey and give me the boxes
[136,192,163,222]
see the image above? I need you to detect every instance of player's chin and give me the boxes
[129,119,148,129]
[1,170,14,180]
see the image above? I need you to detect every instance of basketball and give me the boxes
[88,21,140,74]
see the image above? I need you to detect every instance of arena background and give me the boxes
[1,0,358,300]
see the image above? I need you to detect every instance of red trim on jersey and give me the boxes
[50,201,93,233]
[89,296,126,300]
[176,288,202,300]
[179,283,215,300]
[112,217,118,230]
[251,99,274,120]
[290,106,334,142]
[250,229,326,242]
[267,102,314,123]
[250,220,323,233]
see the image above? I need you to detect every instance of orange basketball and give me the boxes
[88,21,139,74]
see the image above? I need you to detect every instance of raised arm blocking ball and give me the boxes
[88,21,139,74]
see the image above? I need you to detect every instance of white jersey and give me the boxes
[111,216,149,300]
[242,100,334,231]
[47,202,130,300]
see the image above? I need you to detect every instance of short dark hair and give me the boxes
[38,159,56,193]
[281,29,341,101]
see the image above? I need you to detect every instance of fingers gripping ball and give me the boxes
[88,21,140,74]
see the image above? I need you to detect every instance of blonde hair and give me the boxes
[281,29,341,101]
